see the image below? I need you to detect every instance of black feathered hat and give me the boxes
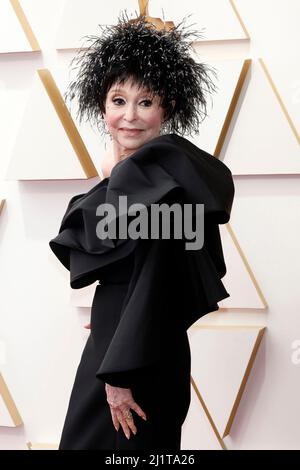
[64,10,218,138]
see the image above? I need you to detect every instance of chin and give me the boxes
[118,136,144,148]
[118,131,147,145]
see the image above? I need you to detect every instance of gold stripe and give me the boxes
[0,373,23,426]
[223,326,266,435]
[138,0,149,16]
[259,58,300,145]
[0,199,5,215]
[214,59,252,158]
[38,69,98,179]
[191,375,227,449]
[226,223,268,308]
[10,0,40,51]
[191,326,266,439]
[229,0,251,39]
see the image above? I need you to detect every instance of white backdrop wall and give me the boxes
[0,0,299,450]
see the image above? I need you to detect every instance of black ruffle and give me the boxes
[49,133,234,287]
[49,133,235,386]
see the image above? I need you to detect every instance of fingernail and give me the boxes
[142,415,147,421]
[126,433,130,439]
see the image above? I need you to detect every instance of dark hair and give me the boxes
[64,10,218,138]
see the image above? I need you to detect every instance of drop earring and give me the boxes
[160,119,167,135]
[105,122,112,140]
[103,121,112,152]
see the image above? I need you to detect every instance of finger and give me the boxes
[130,402,147,421]
[116,409,131,440]
[109,407,119,431]
[108,404,119,431]
[84,323,91,329]
[119,406,137,435]
[117,410,131,439]
[125,416,137,436]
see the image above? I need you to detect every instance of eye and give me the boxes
[140,99,152,107]
[112,98,124,105]
[111,98,153,106]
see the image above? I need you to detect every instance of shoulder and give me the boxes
[108,133,234,224]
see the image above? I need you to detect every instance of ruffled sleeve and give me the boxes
[49,133,234,388]
[49,177,138,288]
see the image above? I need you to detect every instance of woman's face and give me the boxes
[103,78,166,152]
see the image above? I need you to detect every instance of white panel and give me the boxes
[181,384,221,450]
[55,0,137,50]
[0,84,29,180]
[55,0,247,50]
[20,0,63,50]
[150,0,247,41]
[235,0,299,58]
[190,58,245,155]
[5,70,88,180]
[264,58,300,137]
[219,225,265,309]
[188,327,261,437]
[224,60,300,175]
[0,0,32,53]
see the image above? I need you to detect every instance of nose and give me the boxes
[123,103,138,122]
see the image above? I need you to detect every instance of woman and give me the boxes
[49,12,235,450]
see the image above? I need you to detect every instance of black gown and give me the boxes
[49,133,235,450]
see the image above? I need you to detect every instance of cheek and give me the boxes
[143,110,163,127]
[105,110,121,130]
[104,105,164,130]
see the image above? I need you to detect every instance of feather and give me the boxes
[63,10,218,138]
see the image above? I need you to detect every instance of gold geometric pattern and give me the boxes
[189,326,266,445]
[223,326,265,437]
[214,59,251,157]
[259,58,300,145]
[222,57,300,174]
[225,223,268,309]
[229,0,250,39]
[190,375,227,449]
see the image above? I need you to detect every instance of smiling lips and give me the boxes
[119,128,144,133]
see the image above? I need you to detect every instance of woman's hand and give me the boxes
[105,383,147,439]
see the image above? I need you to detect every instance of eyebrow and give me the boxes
[109,88,152,95]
